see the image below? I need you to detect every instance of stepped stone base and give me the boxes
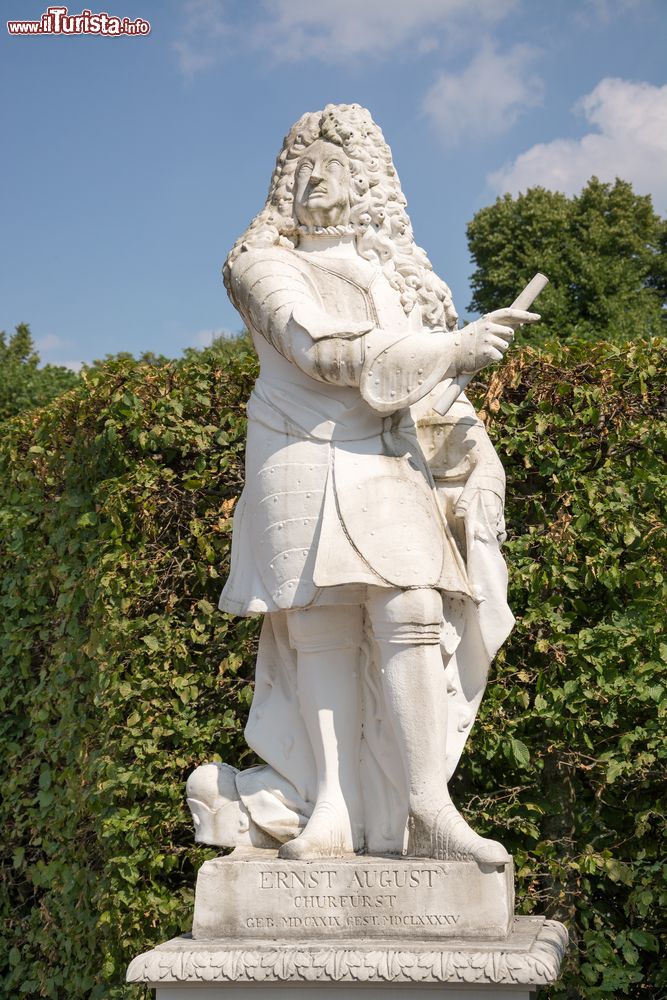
[127,851,567,996]
[127,916,567,993]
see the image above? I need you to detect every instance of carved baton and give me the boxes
[432,272,549,417]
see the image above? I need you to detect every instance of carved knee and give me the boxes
[366,587,442,645]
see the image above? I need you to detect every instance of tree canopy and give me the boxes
[0,324,79,422]
[467,178,666,344]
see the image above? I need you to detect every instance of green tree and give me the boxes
[467,178,666,343]
[0,323,79,421]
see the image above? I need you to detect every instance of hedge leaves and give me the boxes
[1,339,664,998]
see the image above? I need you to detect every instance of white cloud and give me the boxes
[172,0,229,80]
[577,0,644,25]
[254,0,517,61]
[34,333,83,369]
[172,40,216,79]
[422,41,543,145]
[489,78,667,209]
[36,333,66,354]
[190,328,235,347]
[171,0,520,76]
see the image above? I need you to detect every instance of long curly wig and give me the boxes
[224,104,458,331]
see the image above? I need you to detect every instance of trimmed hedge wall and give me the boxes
[0,339,664,998]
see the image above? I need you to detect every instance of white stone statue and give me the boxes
[187,104,540,864]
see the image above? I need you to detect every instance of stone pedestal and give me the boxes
[127,852,567,997]
[128,917,566,996]
[193,851,515,941]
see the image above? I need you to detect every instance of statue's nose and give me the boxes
[309,157,326,183]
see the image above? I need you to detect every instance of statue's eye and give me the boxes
[327,159,343,172]
[296,162,314,185]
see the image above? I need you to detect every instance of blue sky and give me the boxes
[1,0,666,368]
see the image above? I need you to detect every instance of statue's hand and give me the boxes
[457,308,540,374]
[455,487,506,545]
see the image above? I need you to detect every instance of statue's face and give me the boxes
[294,139,350,227]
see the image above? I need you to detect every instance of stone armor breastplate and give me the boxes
[291,251,421,338]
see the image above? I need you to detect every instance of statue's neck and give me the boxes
[297,227,358,258]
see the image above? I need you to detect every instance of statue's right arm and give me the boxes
[230,248,372,385]
[231,247,336,380]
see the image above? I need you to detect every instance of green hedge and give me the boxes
[0,339,664,998]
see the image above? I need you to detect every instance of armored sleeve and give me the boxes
[230,247,367,387]
[358,327,461,414]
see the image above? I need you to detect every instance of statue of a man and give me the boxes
[187,104,539,863]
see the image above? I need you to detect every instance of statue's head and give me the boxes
[225,104,458,331]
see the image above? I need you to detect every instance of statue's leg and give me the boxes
[278,604,364,860]
[366,586,509,864]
